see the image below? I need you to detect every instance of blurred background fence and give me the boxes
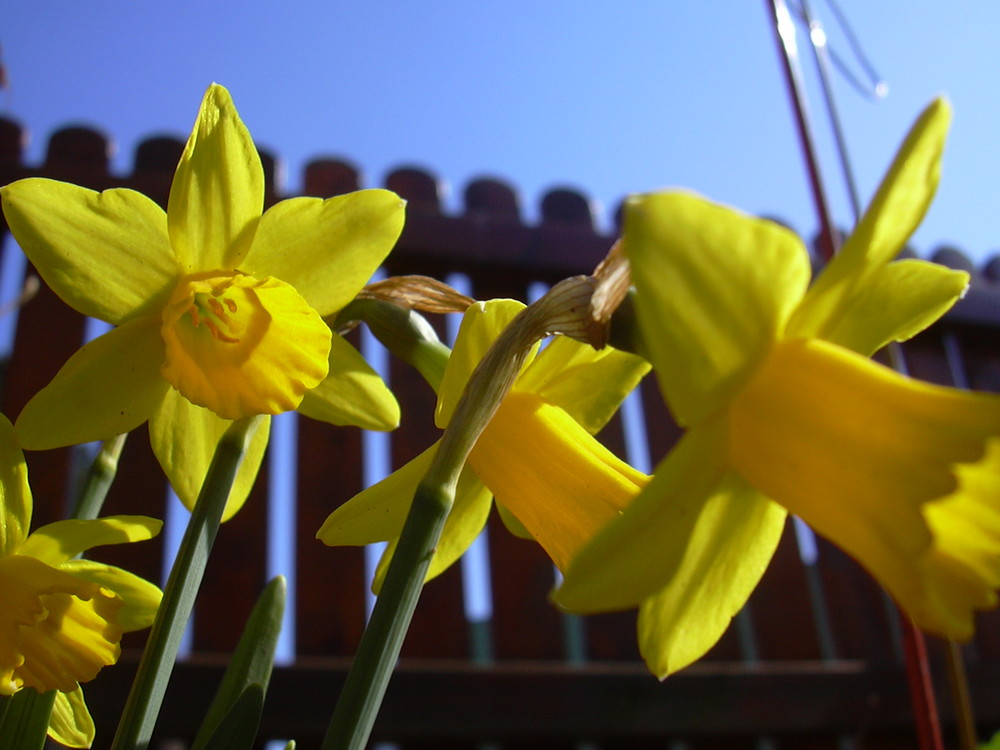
[1,119,999,749]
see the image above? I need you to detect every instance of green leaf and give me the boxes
[191,575,286,750]
[199,686,265,750]
[0,689,56,750]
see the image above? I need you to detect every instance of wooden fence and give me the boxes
[1,118,1000,749]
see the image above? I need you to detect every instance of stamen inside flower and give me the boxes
[187,290,243,343]
[161,271,332,419]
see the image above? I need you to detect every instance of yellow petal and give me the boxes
[0,413,31,557]
[1,180,178,324]
[729,337,1000,637]
[515,335,650,434]
[161,272,331,419]
[555,416,730,612]
[318,442,437,547]
[297,333,399,431]
[167,83,263,272]
[790,98,952,344]
[636,478,785,678]
[850,97,951,267]
[245,190,406,316]
[15,315,169,450]
[59,560,162,632]
[148,390,270,521]
[17,516,162,567]
[436,299,534,428]
[899,441,1000,638]
[48,687,95,749]
[793,258,968,356]
[0,555,122,695]
[624,192,810,427]
[372,464,493,591]
[495,501,533,539]
[471,392,647,572]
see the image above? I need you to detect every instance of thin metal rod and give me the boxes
[767,0,838,260]
[800,0,863,221]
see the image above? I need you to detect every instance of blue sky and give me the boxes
[4,2,1000,264]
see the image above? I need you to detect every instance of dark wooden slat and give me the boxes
[294,415,368,657]
[303,157,361,197]
[464,176,521,220]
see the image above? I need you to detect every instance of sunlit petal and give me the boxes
[161,273,331,419]
[496,501,532,539]
[15,315,169,450]
[516,335,650,434]
[168,83,263,272]
[318,442,436,547]
[791,98,951,342]
[624,192,810,426]
[472,392,647,572]
[297,333,399,431]
[148,390,270,521]
[437,299,529,427]
[17,516,162,567]
[48,687,94,749]
[59,560,163,632]
[0,413,31,557]
[729,337,1000,637]
[796,258,967,356]
[637,478,785,679]
[1,179,178,324]
[245,190,406,316]
[555,417,730,611]
[0,555,122,695]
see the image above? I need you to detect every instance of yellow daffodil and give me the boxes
[1,83,404,519]
[556,98,1000,678]
[318,298,650,583]
[0,413,161,747]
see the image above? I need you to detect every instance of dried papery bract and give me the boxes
[357,274,475,315]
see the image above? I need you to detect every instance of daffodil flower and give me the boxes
[0,413,161,747]
[556,98,1000,678]
[1,84,404,518]
[318,298,650,583]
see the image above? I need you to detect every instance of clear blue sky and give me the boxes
[4,2,1000,264]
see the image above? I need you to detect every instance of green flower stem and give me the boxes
[322,277,599,750]
[335,297,451,391]
[110,415,262,750]
[321,479,451,750]
[70,433,128,521]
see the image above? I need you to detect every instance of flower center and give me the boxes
[161,271,332,419]
[163,272,264,358]
[187,290,243,343]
